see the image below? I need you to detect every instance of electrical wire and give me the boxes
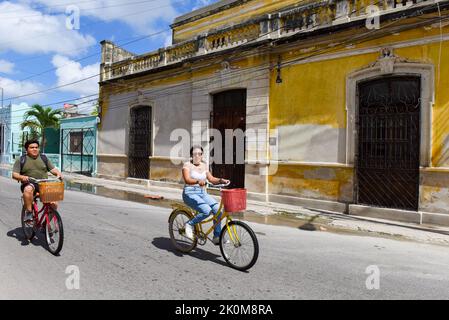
[3,0,448,118]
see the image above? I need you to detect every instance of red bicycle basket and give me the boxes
[221,189,247,212]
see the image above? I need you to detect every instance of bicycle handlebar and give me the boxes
[207,181,231,188]
[28,177,63,183]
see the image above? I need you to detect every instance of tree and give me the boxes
[91,100,99,116]
[21,104,62,153]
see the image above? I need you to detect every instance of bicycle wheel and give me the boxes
[45,209,64,256]
[220,221,259,271]
[21,206,36,241]
[169,210,197,253]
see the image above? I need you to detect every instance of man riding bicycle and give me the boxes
[12,139,63,223]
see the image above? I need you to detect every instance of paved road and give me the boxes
[1,176,449,300]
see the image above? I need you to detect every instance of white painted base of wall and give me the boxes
[349,205,449,227]
[349,205,422,224]
[268,194,348,213]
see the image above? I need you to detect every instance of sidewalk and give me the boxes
[2,163,449,246]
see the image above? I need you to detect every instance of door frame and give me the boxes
[127,103,154,179]
[354,76,422,210]
[346,53,435,208]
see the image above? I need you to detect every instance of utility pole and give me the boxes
[0,87,3,156]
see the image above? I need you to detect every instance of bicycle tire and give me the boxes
[169,210,197,253]
[220,221,259,271]
[21,206,35,241]
[45,209,64,256]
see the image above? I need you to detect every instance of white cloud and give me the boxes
[0,60,14,74]
[51,54,100,96]
[0,77,44,102]
[23,0,180,34]
[0,1,95,56]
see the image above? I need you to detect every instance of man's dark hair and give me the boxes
[24,139,40,150]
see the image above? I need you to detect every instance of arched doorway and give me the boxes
[355,76,421,211]
[128,105,152,179]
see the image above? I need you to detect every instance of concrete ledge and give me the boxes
[349,205,422,224]
[96,174,128,182]
[248,192,268,203]
[149,180,184,190]
[269,194,347,213]
[126,178,150,187]
[422,212,449,227]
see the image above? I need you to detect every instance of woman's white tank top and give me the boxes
[190,169,207,181]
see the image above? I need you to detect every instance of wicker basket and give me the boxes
[39,181,65,203]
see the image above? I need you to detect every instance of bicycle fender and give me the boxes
[168,208,194,223]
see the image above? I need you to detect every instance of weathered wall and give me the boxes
[269,24,449,211]
[98,79,193,178]
[190,55,270,194]
[98,7,449,216]
[173,0,306,43]
[269,164,354,202]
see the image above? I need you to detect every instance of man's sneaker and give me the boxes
[212,237,220,246]
[184,223,194,240]
[23,211,33,223]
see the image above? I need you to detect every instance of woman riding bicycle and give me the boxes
[182,146,230,245]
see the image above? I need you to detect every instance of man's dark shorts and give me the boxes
[20,182,39,194]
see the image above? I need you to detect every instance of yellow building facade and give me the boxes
[98,0,449,225]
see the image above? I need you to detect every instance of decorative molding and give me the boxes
[346,51,435,167]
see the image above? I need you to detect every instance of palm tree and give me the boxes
[21,104,62,153]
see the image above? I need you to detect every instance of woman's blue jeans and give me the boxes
[183,186,222,238]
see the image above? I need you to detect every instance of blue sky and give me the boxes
[0,0,218,122]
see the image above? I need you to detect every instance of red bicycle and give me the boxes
[21,178,64,256]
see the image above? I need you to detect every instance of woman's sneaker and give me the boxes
[23,211,33,223]
[184,223,194,240]
[212,237,220,246]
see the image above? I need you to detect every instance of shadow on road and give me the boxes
[151,237,231,268]
[7,227,47,250]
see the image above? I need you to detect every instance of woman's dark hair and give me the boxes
[190,145,204,157]
[25,139,40,150]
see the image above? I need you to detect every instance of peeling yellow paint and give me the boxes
[173,0,308,43]
[268,164,353,201]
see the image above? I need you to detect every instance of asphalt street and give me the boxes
[1,175,449,300]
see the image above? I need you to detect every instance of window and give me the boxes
[70,131,83,153]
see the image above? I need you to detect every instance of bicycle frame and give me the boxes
[195,200,241,245]
[26,197,54,229]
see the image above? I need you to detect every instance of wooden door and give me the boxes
[211,90,247,189]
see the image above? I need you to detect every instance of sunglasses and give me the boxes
[192,152,203,156]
